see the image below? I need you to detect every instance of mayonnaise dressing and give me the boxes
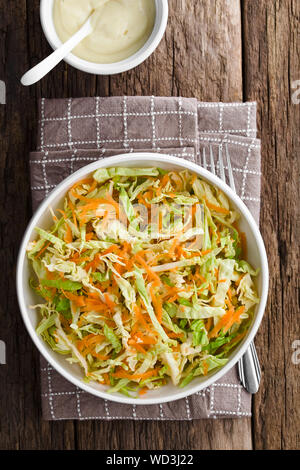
[53,0,156,64]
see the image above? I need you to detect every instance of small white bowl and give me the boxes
[17,153,268,405]
[40,0,168,75]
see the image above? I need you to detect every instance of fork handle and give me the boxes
[238,342,261,394]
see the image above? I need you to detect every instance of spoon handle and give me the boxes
[21,20,92,86]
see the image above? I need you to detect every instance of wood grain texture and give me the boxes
[0,0,297,450]
[242,0,300,450]
[109,0,243,100]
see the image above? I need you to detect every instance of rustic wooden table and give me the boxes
[0,0,299,450]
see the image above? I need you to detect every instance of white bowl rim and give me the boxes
[17,152,269,405]
[40,0,169,75]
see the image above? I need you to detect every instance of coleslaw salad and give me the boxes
[26,166,260,398]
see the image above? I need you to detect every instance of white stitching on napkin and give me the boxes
[39,137,198,149]
[47,366,55,420]
[214,383,242,388]
[213,411,251,417]
[241,137,257,199]
[31,156,101,165]
[209,385,215,417]
[42,391,84,397]
[219,103,224,132]
[40,98,45,150]
[243,196,260,202]
[41,151,49,197]
[40,98,51,197]
[199,136,260,149]
[70,148,77,175]
[104,399,110,418]
[150,95,156,149]
[30,150,195,168]
[123,96,129,148]
[185,397,191,420]
[246,102,252,138]
[39,110,197,122]
[67,98,73,150]
[76,388,82,419]
[201,128,257,134]
[197,102,256,108]
[95,96,101,149]
[178,97,183,147]
[200,162,261,177]
[237,386,242,415]
[48,416,191,421]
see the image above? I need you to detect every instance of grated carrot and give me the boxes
[135,254,161,285]
[149,285,163,323]
[64,223,73,243]
[35,241,51,259]
[204,198,230,215]
[113,368,159,381]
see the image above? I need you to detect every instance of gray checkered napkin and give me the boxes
[30,97,261,420]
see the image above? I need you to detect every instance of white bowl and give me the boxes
[17,153,268,405]
[40,0,168,75]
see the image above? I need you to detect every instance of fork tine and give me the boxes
[209,146,216,175]
[218,146,226,182]
[202,147,207,170]
[225,144,236,192]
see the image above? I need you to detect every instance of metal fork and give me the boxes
[202,145,261,394]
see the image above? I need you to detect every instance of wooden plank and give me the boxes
[242,0,300,450]
[75,419,252,451]
[109,0,243,100]
[0,0,252,450]
[0,0,76,451]
[77,0,249,450]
